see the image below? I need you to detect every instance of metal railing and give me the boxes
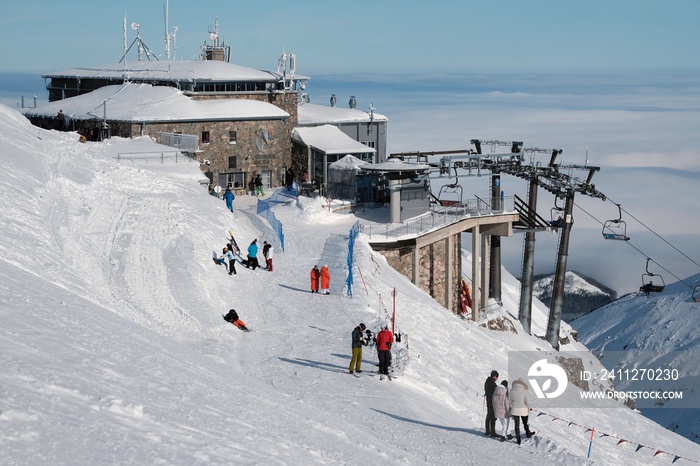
[361,196,515,240]
[115,151,194,163]
[155,132,200,152]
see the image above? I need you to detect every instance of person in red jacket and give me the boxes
[320,264,331,295]
[375,323,394,379]
[310,265,320,293]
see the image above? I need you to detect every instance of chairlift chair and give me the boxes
[602,203,630,241]
[548,196,566,230]
[693,284,700,303]
[639,258,665,296]
[436,183,463,207]
[549,207,564,229]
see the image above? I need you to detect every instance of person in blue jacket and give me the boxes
[246,239,259,270]
[223,187,235,212]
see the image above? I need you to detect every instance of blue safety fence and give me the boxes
[346,220,360,297]
[257,189,293,252]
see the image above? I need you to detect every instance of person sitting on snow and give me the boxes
[223,309,249,332]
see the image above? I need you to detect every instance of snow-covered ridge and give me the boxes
[573,276,700,443]
[533,271,610,296]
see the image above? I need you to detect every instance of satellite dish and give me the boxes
[131,22,140,31]
[209,33,218,41]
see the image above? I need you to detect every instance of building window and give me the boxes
[229,131,237,144]
[219,172,245,189]
[228,156,237,169]
[362,141,376,149]
[201,131,210,144]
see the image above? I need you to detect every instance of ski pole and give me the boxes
[587,428,595,458]
[480,395,486,432]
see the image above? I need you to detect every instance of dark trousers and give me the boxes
[485,401,496,435]
[247,256,259,269]
[228,259,236,274]
[513,415,530,439]
[378,350,391,375]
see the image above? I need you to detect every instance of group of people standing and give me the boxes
[215,237,274,274]
[244,239,273,271]
[484,370,534,445]
[309,264,331,294]
[349,322,395,379]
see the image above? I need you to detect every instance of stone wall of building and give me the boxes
[122,116,292,193]
[373,233,463,313]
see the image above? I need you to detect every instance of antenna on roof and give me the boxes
[200,18,230,62]
[119,20,158,63]
[123,12,128,58]
[163,0,178,60]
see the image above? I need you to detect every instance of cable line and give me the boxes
[608,199,700,270]
[574,201,693,290]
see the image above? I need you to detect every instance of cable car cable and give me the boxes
[574,201,693,290]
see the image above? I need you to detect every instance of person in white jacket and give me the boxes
[492,380,512,440]
[508,378,534,444]
[262,241,274,272]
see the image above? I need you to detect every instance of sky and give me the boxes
[2,0,699,74]
[2,103,700,464]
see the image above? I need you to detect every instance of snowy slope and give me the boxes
[572,277,700,443]
[1,103,699,465]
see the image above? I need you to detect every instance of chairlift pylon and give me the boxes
[603,203,630,241]
[639,258,665,297]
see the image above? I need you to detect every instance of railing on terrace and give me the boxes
[361,196,515,240]
[115,151,195,163]
[155,132,200,153]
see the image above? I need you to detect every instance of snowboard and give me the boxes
[227,230,241,255]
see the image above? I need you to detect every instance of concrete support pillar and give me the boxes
[389,178,401,223]
[445,235,454,312]
[481,232,490,313]
[412,245,420,285]
[471,224,480,321]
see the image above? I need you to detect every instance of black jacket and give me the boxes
[351,326,366,348]
[484,376,497,401]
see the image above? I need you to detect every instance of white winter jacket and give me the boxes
[508,378,531,417]
[492,385,510,419]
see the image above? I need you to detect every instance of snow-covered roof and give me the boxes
[292,125,376,155]
[22,83,289,123]
[44,60,281,83]
[360,157,430,173]
[297,102,387,126]
[329,154,366,170]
